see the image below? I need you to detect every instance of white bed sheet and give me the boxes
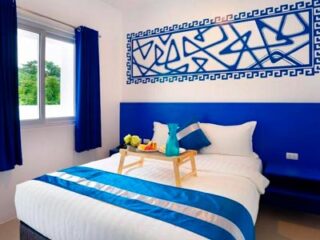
[15,153,269,240]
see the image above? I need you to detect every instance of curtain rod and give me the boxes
[17,6,101,38]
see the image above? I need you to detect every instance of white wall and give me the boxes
[121,0,320,103]
[0,0,123,224]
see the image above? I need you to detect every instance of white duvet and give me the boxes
[15,153,269,240]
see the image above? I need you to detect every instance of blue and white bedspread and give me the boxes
[35,166,254,240]
[16,154,268,240]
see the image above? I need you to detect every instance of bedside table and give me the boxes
[109,147,120,156]
[263,163,320,214]
[109,144,128,157]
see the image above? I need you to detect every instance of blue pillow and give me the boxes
[177,122,211,150]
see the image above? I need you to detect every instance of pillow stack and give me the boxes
[151,121,257,157]
[199,121,257,157]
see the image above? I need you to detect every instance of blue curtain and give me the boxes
[75,26,101,152]
[0,0,23,171]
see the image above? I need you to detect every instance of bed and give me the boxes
[15,152,269,240]
[15,101,320,239]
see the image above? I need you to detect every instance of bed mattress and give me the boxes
[15,153,268,240]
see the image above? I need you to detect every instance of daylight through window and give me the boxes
[18,26,75,122]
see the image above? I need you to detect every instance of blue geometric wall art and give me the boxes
[126,0,320,84]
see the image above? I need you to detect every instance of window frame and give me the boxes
[18,18,76,126]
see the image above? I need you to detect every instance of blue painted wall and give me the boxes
[120,102,320,170]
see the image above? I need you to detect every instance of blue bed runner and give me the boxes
[35,166,254,240]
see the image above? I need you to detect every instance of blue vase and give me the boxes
[165,124,180,156]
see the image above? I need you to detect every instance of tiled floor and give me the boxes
[0,205,319,240]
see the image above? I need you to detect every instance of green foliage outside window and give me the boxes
[18,60,61,105]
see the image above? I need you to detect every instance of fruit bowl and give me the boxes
[137,141,157,152]
[137,149,158,153]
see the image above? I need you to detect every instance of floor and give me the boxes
[255,205,320,240]
[0,218,19,240]
[0,205,319,240]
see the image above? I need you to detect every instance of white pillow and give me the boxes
[200,121,257,157]
[151,122,168,147]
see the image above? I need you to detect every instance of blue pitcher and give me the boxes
[165,124,180,156]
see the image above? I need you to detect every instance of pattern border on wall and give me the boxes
[126,0,320,84]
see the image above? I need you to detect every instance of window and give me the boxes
[45,37,75,118]
[18,22,75,122]
[18,29,40,120]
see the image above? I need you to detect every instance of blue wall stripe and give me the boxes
[120,102,320,169]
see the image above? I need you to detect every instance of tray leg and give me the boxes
[190,155,197,177]
[117,151,126,174]
[173,158,182,187]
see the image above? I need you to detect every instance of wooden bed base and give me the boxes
[20,221,49,240]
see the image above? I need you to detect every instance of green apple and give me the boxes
[130,135,141,147]
[124,134,132,145]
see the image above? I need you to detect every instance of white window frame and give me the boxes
[18,17,76,127]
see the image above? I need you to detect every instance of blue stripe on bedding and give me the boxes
[35,166,254,240]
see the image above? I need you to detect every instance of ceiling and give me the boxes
[101,0,159,11]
